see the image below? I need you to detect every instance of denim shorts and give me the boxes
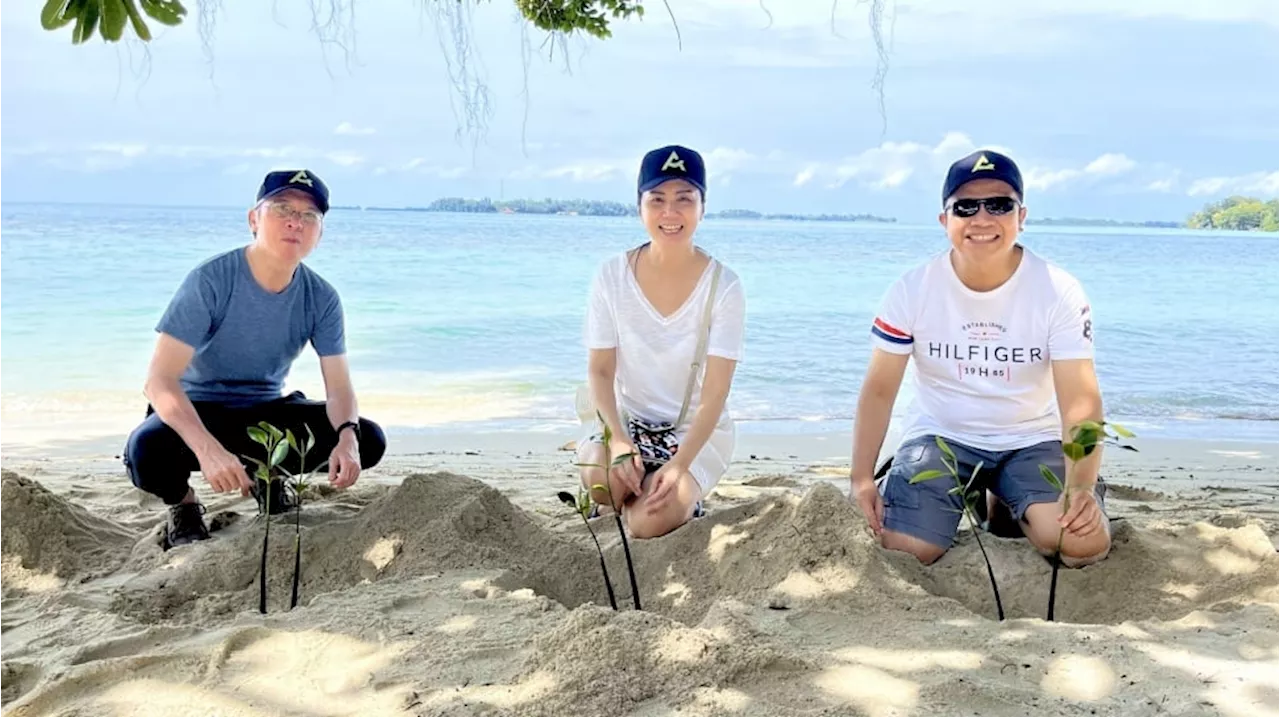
[878,434,1107,549]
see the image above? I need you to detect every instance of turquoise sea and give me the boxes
[2,203,1277,443]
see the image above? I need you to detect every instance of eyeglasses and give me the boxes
[947,196,1020,217]
[264,201,323,226]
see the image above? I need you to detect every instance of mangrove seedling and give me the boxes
[283,425,328,611]
[1039,419,1137,621]
[910,436,1006,621]
[244,421,290,614]
[557,487,619,611]
[574,411,642,610]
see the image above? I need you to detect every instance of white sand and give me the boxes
[2,428,1277,716]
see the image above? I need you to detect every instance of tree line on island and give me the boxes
[370,197,897,223]
[1186,196,1278,232]
[359,195,1278,231]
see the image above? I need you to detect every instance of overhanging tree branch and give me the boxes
[42,1,893,140]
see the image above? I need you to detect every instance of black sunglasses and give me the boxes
[947,196,1020,217]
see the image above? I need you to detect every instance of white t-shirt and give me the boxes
[585,249,746,428]
[871,246,1095,451]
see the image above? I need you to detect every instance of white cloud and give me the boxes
[1024,168,1081,191]
[1024,152,1136,190]
[704,147,756,171]
[1146,177,1177,192]
[384,159,468,178]
[1084,153,1136,176]
[326,152,366,167]
[542,161,626,182]
[793,165,817,187]
[89,142,148,158]
[334,122,376,136]
[1187,171,1279,197]
[815,132,981,191]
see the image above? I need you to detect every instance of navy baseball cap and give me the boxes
[942,150,1023,204]
[637,145,706,198]
[256,169,330,214]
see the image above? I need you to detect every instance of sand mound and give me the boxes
[102,473,1277,630]
[600,483,959,625]
[894,517,1280,624]
[110,472,603,622]
[1,471,136,591]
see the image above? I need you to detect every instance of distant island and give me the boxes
[363,197,894,223]
[1027,217,1182,228]
[348,194,1278,232]
[1187,196,1278,232]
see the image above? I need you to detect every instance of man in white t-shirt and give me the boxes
[849,149,1112,567]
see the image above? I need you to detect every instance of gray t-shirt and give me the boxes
[156,246,345,405]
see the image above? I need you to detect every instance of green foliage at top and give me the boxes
[40,0,644,45]
[1188,196,1280,232]
[515,0,645,39]
[42,0,184,44]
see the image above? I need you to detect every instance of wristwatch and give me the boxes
[336,421,361,441]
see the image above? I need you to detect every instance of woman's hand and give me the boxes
[607,437,644,498]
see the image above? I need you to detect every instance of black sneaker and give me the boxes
[251,479,297,515]
[165,503,210,549]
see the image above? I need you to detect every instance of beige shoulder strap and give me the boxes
[676,260,722,428]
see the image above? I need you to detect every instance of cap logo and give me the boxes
[971,154,996,172]
[288,170,314,187]
[660,151,686,173]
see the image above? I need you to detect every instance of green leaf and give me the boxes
[947,485,964,495]
[969,460,984,485]
[1109,422,1135,439]
[574,462,603,469]
[247,426,269,447]
[611,452,637,466]
[270,439,289,468]
[259,421,284,444]
[242,455,266,469]
[305,424,316,453]
[1074,419,1104,434]
[1039,464,1063,491]
[934,436,957,462]
[943,507,964,514]
[285,428,299,454]
[909,469,947,484]
[1062,442,1086,462]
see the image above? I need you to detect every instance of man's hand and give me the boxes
[1058,487,1104,537]
[607,437,643,498]
[197,443,252,495]
[851,475,884,536]
[645,460,691,516]
[328,432,362,489]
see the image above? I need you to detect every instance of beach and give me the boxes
[3,208,1278,714]
[2,425,1276,717]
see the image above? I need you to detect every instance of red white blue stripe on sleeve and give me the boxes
[871,318,913,345]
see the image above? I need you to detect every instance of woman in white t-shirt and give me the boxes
[577,145,746,539]
[849,149,1113,569]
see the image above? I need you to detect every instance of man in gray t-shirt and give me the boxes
[123,170,386,549]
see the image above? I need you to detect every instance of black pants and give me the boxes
[122,391,387,505]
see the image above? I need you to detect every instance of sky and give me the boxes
[2,0,1277,222]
